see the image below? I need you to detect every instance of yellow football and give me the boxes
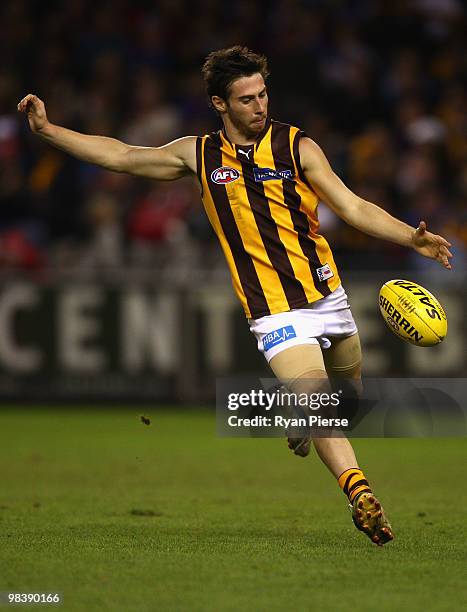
[379,279,447,346]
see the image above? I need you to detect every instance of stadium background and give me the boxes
[0,0,465,399]
[0,2,466,611]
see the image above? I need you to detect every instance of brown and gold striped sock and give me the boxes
[338,467,372,504]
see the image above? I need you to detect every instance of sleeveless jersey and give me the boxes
[196,118,341,319]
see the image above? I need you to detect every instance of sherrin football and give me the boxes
[379,279,447,346]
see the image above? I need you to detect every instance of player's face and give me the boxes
[222,73,268,136]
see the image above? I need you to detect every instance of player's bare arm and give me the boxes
[299,137,453,270]
[17,94,197,180]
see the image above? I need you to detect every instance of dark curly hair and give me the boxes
[202,46,269,102]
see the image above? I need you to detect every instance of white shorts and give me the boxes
[249,284,358,362]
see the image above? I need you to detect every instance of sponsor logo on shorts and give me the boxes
[211,167,240,184]
[316,263,334,282]
[253,167,294,182]
[263,325,297,352]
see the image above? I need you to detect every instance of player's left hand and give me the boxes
[411,221,453,269]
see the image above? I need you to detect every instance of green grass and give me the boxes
[0,407,465,612]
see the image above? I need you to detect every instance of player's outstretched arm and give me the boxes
[17,94,196,180]
[299,137,453,270]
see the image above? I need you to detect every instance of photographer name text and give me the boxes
[227,415,349,428]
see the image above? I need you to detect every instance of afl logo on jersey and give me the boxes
[211,166,240,184]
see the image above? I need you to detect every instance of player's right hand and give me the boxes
[17,94,49,133]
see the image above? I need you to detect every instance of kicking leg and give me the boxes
[269,341,361,471]
[269,337,393,545]
[323,334,394,545]
[270,341,364,474]
[317,333,363,478]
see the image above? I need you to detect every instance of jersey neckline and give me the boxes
[220,118,272,151]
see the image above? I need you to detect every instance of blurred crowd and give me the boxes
[0,0,465,278]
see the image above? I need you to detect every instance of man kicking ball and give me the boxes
[18,46,452,545]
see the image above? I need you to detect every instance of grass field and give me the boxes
[0,407,466,611]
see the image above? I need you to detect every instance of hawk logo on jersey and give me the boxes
[211,167,240,184]
[316,263,334,282]
[263,325,297,352]
[253,167,294,182]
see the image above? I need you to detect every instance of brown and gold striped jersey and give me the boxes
[196,118,341,319]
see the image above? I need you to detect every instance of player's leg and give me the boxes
[270,338,393,545]
[317,333,363,477]
[322,333,393,545]
[249,288,393,544]
[269,342,326,457]
[269,342,362,476]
